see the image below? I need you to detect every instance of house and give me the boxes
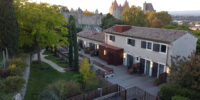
[77,25,198,78]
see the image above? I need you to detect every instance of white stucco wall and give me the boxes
[105,33,169,65]
[172,33,198,58]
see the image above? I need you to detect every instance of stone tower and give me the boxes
[109,0,129,19]
[143,2,155,12]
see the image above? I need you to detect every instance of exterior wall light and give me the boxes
[123,53,126,58]
[97,44,99,49]
[104,50,107,55]
[166,66,170,74]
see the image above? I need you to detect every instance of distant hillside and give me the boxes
[169,10,200,16]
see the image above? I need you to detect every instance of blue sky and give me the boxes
[32,0,200,14]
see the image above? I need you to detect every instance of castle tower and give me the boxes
[143,2,155,12]
[109,0,129,19]
[123,0,129,8]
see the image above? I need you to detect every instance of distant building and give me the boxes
[143,2,155,12]
[61,8,103,26]
[109,0,129,19]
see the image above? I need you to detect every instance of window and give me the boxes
[159,64,165,74]
[161,45,167,53]
[153,43,160,52]
[141,41,146,49]
[147,42,152,50]
[109,35,115,42]
[127,39,135,46]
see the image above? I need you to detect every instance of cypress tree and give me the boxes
[68,16,74,68]
[0,0,19,55]
[68,15,79,71]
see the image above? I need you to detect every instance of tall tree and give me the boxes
[101,14,125,29]
[169,54,200,91]
[151,19,163,28]
[0,0,19,55]
[14,0,68,63]
[121,6,148,27]
[155,11,172,26]
[67,15,78,71]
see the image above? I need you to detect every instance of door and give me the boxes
[152,62,158,77]
[127,54,133,68]
[139,58,145,74]
[145,60,150,75]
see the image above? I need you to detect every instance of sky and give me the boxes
[32,0,200,14]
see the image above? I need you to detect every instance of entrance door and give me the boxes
[127,54,133,68]
[139,58,145,74]
[145,60,150,75]
[152,62,158,77]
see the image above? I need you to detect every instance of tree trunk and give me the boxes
[37,45,41,64]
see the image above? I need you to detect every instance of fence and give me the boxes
[66,84,123,100]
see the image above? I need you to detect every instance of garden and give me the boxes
[24,57,107,100]
[0,50,28,100]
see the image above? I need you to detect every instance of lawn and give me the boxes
[42,50,52,55]
[45,55,69,68]
[24,62,80,100]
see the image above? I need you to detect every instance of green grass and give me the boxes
[42,50,52,55]
[45,55,69,68]
[24,62,80,100]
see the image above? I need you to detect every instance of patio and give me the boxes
[79,51,161,96]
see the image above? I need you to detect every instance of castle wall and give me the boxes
[62,11,103,26]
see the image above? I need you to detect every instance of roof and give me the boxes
[104,25,188,43]
[100,44,123,50]
[144,3,154,11]
[77,30,105,43]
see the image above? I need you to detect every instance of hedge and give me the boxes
[160,84,200,100]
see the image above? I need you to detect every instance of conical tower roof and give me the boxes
[123,0,129,8]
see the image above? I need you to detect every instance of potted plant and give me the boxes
[90,51,95,56]
[154,78,160,86]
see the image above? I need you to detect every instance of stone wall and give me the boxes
[62,10,103,26]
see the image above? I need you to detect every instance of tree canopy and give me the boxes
[101,14,125,29]
[14,0,68,62]
[0,0,19,55]
[169,54,200,91]
[83,10,94,16]
[121,6,148,27]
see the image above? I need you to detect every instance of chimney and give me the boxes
[114,25,131,33]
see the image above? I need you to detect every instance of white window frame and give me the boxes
[157,62,166,77]
[146,41,153,51]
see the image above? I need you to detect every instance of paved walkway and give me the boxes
[32,50,66,72]
[79,51,161,96]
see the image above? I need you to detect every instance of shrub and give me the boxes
[0,93,14,100]
[38,90,59,100]
[8,64,23,76]
[0,69,10,78]
[64,80,82,97]
[160,84,200,100]
[172,96,190,100]
[9,58,27,70]
[2,76,25,93]
[47,80,81,99]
